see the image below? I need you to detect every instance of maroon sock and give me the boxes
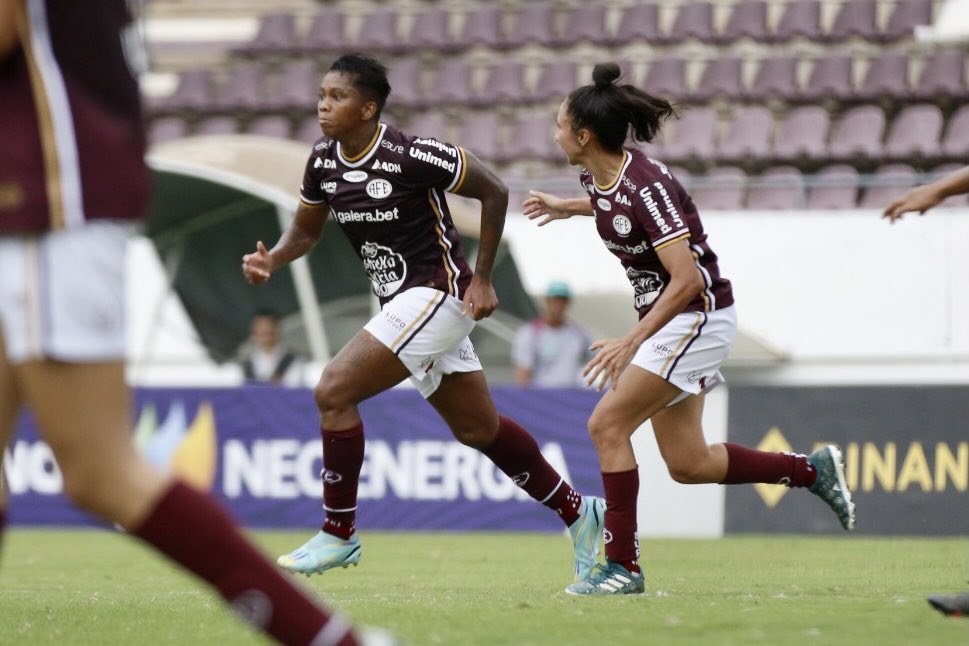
[720,443,817,488]
[602,468,641,574]
[134,481,357,646]
[321,424,365,540]
[480,416,582,526]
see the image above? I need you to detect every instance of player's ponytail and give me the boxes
[567,62,677,153]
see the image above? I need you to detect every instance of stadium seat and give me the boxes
[386,59,424,108]
[881,0,933,42]
[195,116,239,136]
[770,106,830,159]
[162,68,217,112]
[531,61,578,102]
[455,5,503,50]
[691,57,744,102]
[716,106,773,160]
[747,166,804,210]
[942,104,969,158]
[212,62,268,113]
[799,56,854,101]
[855,54,909,100]
[643,57,688,100]
[746,56,800,100]
[267,60,317,112]
[428,59,475,105]
[247,116,291,139]
[300,9,348,55]
[914,49,968,99]
[404,7,452,52]
[502,112,557,162]
[661,107,718,161]
[883,104,944,159]
[458,112,502,162]
[558,4,610,47]
[503,3,557,49]
[824,0,879,43]
[690,167,747,210]
[475,61,526,106]
[859,164,918,209]
[713,0,769,44]
[606,4,661,46]
[354,9,400,53]
[407,111,450,143]
[148,116,189,145]
[827,105,886,159]
[238,13,296,55]
[655,2,714,45]
[806,164,860,209]
[771,0,821,42]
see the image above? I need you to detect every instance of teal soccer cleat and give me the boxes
[808,445,856,531]
[565,560,645,596]
[277,531,361,576]
[569,496,605,581]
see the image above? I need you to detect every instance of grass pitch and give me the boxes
[0,530,965,645]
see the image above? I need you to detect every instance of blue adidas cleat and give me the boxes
[569,496,605,582]
[808,445,856,531]
[565,560,645,596]
[277,531,361,576]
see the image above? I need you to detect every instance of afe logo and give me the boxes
[366,179,393,199]
[343,170,368,183]
[596,197,612,211]
[613,215,632,237]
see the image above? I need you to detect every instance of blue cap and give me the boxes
[545,280,572,299]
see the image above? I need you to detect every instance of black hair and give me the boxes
[328,53,391,115]
[252,307,280,321]
[566,62,677,153]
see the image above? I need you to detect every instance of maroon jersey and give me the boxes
[580,148,734,318]
[0,0,150,232]
[300,122,473,303]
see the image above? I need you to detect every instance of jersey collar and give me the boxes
[337,122,387,168]
[592,150,632,196]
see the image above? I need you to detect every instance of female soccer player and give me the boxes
[242,54,602,583]
[522,63,856,596]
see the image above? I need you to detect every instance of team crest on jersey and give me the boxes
[596,198,612,211]
[366,179,393,199]
[372,159,402,173]
[361,241,407,297]
[616,193,632,207]
[612,215,632,237]
[627,267,664,309]
[343,170,368,182]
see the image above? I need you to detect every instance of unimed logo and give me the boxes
[753,427,968,508]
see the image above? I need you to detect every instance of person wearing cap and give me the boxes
[512,280,592,387]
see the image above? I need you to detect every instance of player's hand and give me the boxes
[242,240,274,284]
[882,185,941,223]
[583,337,637,392]
[522,190,573,226]
[462,275,498,321]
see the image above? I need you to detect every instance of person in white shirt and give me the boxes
[512,281,591,387]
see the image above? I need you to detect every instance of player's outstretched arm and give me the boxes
[522,191,594,226]
[241,201,329,284]
[452,149,507,319]
[883,166,969,223]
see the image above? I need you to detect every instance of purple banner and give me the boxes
[4,386,604,532]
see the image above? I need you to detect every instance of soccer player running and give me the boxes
[241,54,603,582]
[883,166,969,618]
[0,2,383,644]
[522,63,855,596]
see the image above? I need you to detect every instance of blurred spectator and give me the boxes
[512,281,591,387]
[240,310,302,385]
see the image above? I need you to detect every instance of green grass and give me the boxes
[0,530,966,645]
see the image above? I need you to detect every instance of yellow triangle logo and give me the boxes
[753,427,791,508]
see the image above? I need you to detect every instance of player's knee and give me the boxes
[587,412,622,449]
[313,369,353,414]
[451,423,495,449]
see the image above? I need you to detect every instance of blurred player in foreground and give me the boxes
[242,54,603,585]
[883,166,969,618]
[523,63,855,596]
[0,2,387,643]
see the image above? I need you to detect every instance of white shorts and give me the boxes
[364,286,482,398]
[632,305,737,403]
[0,222,131,364]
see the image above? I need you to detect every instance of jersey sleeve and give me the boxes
[299,148,328,206]
[403,136,467,193]
[633,175,690,250]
